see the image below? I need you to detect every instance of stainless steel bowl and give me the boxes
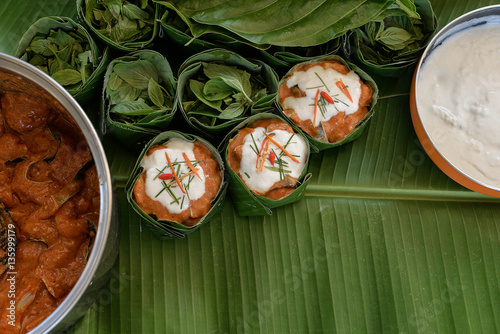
[0,52,119,332]
[410,5,500,197]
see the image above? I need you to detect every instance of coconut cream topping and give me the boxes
[283,65,362,126]
[140,138,206,213]
[417,19,500,187]
[239,127,308,194]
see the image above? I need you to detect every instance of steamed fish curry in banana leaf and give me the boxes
[279,60,373,143]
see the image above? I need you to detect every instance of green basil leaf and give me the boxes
[107,81,142,104]
[377,26,413,50]
[189,79,222,111]
[113,59,158,90]
[107,72,123,91]
[52,69,83,86]
[203,78,234,101]
[109,15,141,43]
[148,77,164,108]
[54,29,74,47]
[203,63,252,101]
[30,39,55,56]
[394,0,420,19]
[29,54,47,66]
[123,3,150,21]
[109,100,153,115]
[218,102,245,120]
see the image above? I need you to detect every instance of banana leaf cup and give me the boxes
[15,16,110,106]
[342,0,437,77]
[125,131,228,239]
[176,48,279,139]
[258,36,343,74]
[221,113,312,217]
[77,0,160,52]
[100,49,176,146]
[275,55,379,152]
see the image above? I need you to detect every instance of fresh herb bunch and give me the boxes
[21,28,93,88]
[106,58,173,125]
[84,0,155,44]
[347,0,436,71]
[184,63,268,126]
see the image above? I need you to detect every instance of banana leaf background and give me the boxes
[1,0,500,333]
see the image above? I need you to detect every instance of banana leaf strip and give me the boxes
[176,48,279,139]
[342,0,437,77]
[15,16,110,105]
[275,55,379,152]
[100,49,176,146]
[76,0,160,52]
[221,113,312,216]
[125,131,227,239]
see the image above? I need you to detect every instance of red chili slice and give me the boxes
[269,151,276,166]
[158,173,174,180]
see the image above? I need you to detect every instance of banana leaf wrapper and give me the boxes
[176,48,279,140]
[15,16,110,106]
[221,113,312,217]
[275,55,379,152]
[342,0,437,77]
[100,49,176,146]
[125,131,228,239]
[155,1,266,54]
[77,0,160,52]
[257,36,343,74]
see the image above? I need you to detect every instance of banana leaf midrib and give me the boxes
[111,180,500,203]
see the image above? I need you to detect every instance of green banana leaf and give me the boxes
[221,113,312,216]
[15,16,110,105]
[168,0,395,47]
[1,1,500,334]
[257,36,343,74]
[155,1,267,53]
[76,0,160,52]
[100,49,176,146]
[275,55,379,151]
[176,48,279,139]
[125,131,227,239]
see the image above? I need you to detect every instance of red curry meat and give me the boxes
[0,87,99,333]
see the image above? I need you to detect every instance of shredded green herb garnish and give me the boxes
[244,172,250,179]
[186,175,195,191]
[250,133,259,155]
[154,166,168,180]
[265,166,292,174]
[314,72,330,92]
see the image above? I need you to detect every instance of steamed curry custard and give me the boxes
[226,118,308,200]
[278,60,374,144]
[0,86,99,332]
[132,137,222,227]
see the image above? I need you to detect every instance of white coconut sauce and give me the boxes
[417,20,500,187]
[240,127,308,194]
[140,138,206,213]
[283,65,362,126]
